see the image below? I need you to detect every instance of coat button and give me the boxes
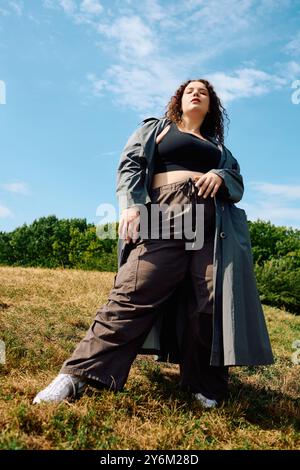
[220,231,227,239]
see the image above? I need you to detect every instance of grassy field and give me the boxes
[0,266,299,450]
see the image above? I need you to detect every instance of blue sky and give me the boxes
[0,0,299,233]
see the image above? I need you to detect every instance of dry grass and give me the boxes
[0,266,299,450]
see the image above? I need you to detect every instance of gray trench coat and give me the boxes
[115,117,274,367]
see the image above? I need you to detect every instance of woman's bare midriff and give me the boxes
[151,170,205,189]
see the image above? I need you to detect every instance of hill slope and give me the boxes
[0,266,299,450]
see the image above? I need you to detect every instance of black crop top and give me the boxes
[153,121,221,174]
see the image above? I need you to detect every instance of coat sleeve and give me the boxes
[116,125,152,214]
[209,146,244,203]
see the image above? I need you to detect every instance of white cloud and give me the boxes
[239,181,300,228]
[59,0,76,14]
[284,31,300,56]
[44,0,103,25]
[1,182,29,195]
[86,73,107,96]
[87,63,289,117]
[287,61,300,77]
[185,0,253,31]
[0,205,13,219]
[86,60,184,117]
[207,68,287,103]
[80,0,103,15]
[248,182,300,199]
[0,1,23,16]
[241,200,300,228]
[9,1,23,16]
[91,4,293,112]
[135,0,168,23]
[97,16,156,60]
[46,0,299,114]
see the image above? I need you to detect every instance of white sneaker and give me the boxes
[33,373,87,404]
[193,392,218,409]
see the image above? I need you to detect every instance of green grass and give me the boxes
[0,266,299,450]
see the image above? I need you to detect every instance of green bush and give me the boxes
[0,216,119,272]
[1,216,299,313]
[248,219,300,266]
[255,251,300,314]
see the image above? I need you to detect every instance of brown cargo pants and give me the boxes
[60,177,229,401]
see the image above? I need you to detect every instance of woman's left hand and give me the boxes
[194,172,224,198]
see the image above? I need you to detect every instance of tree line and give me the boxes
[0,215,299,314]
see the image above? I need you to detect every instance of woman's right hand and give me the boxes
[118,206,141,244]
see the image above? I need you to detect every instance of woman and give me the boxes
[33,79,274,408]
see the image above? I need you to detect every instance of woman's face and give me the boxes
[180,81,210,118]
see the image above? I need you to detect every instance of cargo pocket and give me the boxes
[113,245,142,294]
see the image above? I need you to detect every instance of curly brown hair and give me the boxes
[163,79,229,145]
